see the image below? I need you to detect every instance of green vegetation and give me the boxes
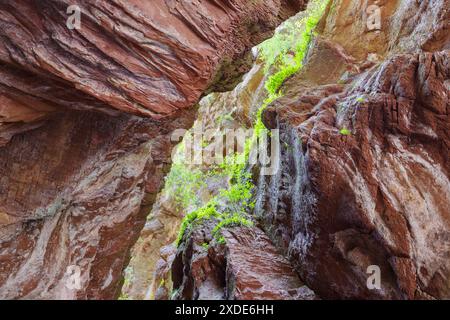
[356,96,366,103]
[170,288,179,300]
[217,236,226,245]
[175,200,220,245]
[259,0,330,100]
[212,214,253,236]
[174,0,330,248]
[118,292,130,300]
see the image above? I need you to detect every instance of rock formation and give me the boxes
[173,0,450,300]
[0,0,305,299]
[0,0,448,301]
[172,223,317,300]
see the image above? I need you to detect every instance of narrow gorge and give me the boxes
[0,0,448,301]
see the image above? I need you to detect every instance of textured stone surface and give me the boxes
[121,61,268,300]
[0,0,304,299]
[172,223,316,300]
[174,0,449,300]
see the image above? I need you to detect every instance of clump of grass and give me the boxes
[340,127,352,136]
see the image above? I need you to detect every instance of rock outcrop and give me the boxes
[120,60,269,300]
[257,0,450,299]
[173,0,449,300]
[0,0,305,299]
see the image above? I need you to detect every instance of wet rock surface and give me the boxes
[0,0,303,299]
[174,0,449,300]
[172,222,317,300]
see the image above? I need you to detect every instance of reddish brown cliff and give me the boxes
[173,0,449,300]
[258,0,450,299]
[0,0,305,299]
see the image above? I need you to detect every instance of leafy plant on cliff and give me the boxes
[259,0,329,97]
[175,0,330,248]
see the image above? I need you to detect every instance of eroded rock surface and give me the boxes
[172,223,316,300]
[0,0,304,299]
[0,0,306,135]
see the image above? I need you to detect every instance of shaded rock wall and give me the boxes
[172,222,316,300]
[121,61,269,300]
[173,0,449,300]
[0,0,305,299]
[257,0,449,299]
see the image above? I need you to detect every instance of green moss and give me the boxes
[165,163,205,210]
[176,200,220,246]
[340,127,352,136]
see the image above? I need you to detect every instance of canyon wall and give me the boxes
[0,0,305,299]
[173,0,449,300]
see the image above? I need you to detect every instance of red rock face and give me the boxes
[168,0,449,301]
[255,0,450,298]
[172,222,316,300]
[0,0,305,299]
[261,50,449,299]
